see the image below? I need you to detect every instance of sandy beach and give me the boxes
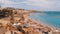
[0,7,60,34]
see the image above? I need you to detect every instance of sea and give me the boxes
[28,11,60,30]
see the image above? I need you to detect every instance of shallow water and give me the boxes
[28,12,60,30]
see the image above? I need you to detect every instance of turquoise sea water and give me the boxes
[29,12,60,30]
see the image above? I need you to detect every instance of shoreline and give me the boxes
[30,18,60,32]
[34,17,60,30]
[0,7,60,34]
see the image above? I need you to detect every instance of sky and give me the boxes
[0,0,60,11]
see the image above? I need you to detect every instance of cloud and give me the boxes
[22,0,60,11]
[0,0,14,4]
[0,0,23,4]
[0,0,60,11]
[0,0,26,8]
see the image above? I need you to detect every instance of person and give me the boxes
[17,24,25,34]
[23,23,29,28]
[0,23,3,27]
[0,23,6,34]
[43,32,48,34]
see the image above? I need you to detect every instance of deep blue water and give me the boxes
[29,12,60,30]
